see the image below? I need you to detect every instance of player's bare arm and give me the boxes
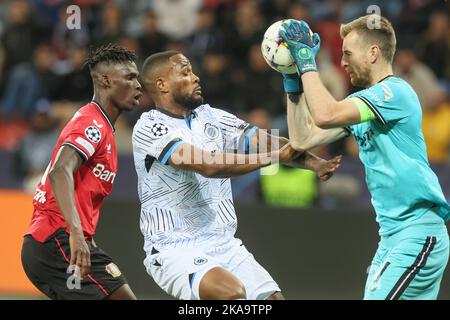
[49,145,91,279]
[301,72,361,128]
[287,93,348,150]
[247,126,342,181]
[168,142,301,178]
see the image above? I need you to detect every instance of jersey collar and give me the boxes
[156,107,197,119]
[377,75,394,83]
[91,100,115,132]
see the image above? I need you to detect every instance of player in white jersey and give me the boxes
[133,51,342,300]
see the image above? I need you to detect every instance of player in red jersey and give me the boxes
[21,44,142,300]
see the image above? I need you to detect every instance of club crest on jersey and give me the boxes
[105,263,122,278]
[194,257,208,265]
[85,126,101,143]
[204,123,219,140]
[151,123,169,137]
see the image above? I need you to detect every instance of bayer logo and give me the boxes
[151,123,169,137]
[85,126,101,143]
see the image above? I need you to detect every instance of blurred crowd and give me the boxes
[0,0,449,207]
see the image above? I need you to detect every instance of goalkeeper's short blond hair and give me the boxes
[340,15,397,64]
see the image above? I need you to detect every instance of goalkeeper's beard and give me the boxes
[350,65,372,88]
[174,92,204,110]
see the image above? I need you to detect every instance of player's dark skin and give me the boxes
[49,60,142,300]
[143,53,341,300]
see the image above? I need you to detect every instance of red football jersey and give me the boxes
[26,101,118,242]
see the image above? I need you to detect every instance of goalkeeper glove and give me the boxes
[279,20,321,74]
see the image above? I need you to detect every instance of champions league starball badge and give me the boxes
[85,126,101,143]
[151,123,169,137]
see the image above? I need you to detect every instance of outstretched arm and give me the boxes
[287,92,348,150]
[247,127,342,181]
[168,142,300,178]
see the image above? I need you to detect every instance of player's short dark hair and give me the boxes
[141,51,181,92]
[141,51,180,77]
[85,43,137,70]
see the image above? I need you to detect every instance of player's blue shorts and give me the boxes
[364,223,449,300]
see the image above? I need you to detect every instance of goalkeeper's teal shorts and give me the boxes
[364,223,449,300]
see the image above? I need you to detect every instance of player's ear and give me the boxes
[156,77,169,94]
[368,45,379,64]
[101,74,111,88]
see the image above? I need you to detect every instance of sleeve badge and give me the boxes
[85,126,101,143]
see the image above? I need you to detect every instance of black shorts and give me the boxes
[21,228,128,300]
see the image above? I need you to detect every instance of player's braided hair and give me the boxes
[85,43,137,70]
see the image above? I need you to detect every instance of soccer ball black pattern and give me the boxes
[151,123,168,137]
[85,126,101,143]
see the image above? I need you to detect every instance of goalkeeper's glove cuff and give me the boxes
[282,73,302,94]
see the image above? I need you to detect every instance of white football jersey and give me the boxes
[132,104,257,253]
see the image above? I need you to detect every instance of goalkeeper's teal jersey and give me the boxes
[346,76,450,236]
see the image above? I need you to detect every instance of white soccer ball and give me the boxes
[261,19,312,74]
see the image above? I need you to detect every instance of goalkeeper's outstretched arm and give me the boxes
[246,126,342,181]
[287,93,348,151]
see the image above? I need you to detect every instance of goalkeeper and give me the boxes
[279,15,450,300]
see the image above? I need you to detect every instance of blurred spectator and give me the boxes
[52,5,90,59]
[315,11,344,73]
[422,84,450,164]
[225,0,266,65]
[12,100,59,193]
[137,10,168,57]
[152,0,202,40]
[115,0,153,36]
[164,39,191,53]
[233,43,284,115]
[1,0,48,78]
[262,0,290,24]
[0,43,61,119]
[55,46,92,102]
[118,36,142,65]
[246,108,272,130]
[198,50,233,108]
[0,1,11,35]
[417,11,450,80]
[0,117,29,151]
[92,2,124,46]
[32,0,67,31]
[114,116,134,155]
[188,7,224,65]
[394,45,440,109]
[395,0,445,38]
[51,101,80,131]
[287,1,312,25]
